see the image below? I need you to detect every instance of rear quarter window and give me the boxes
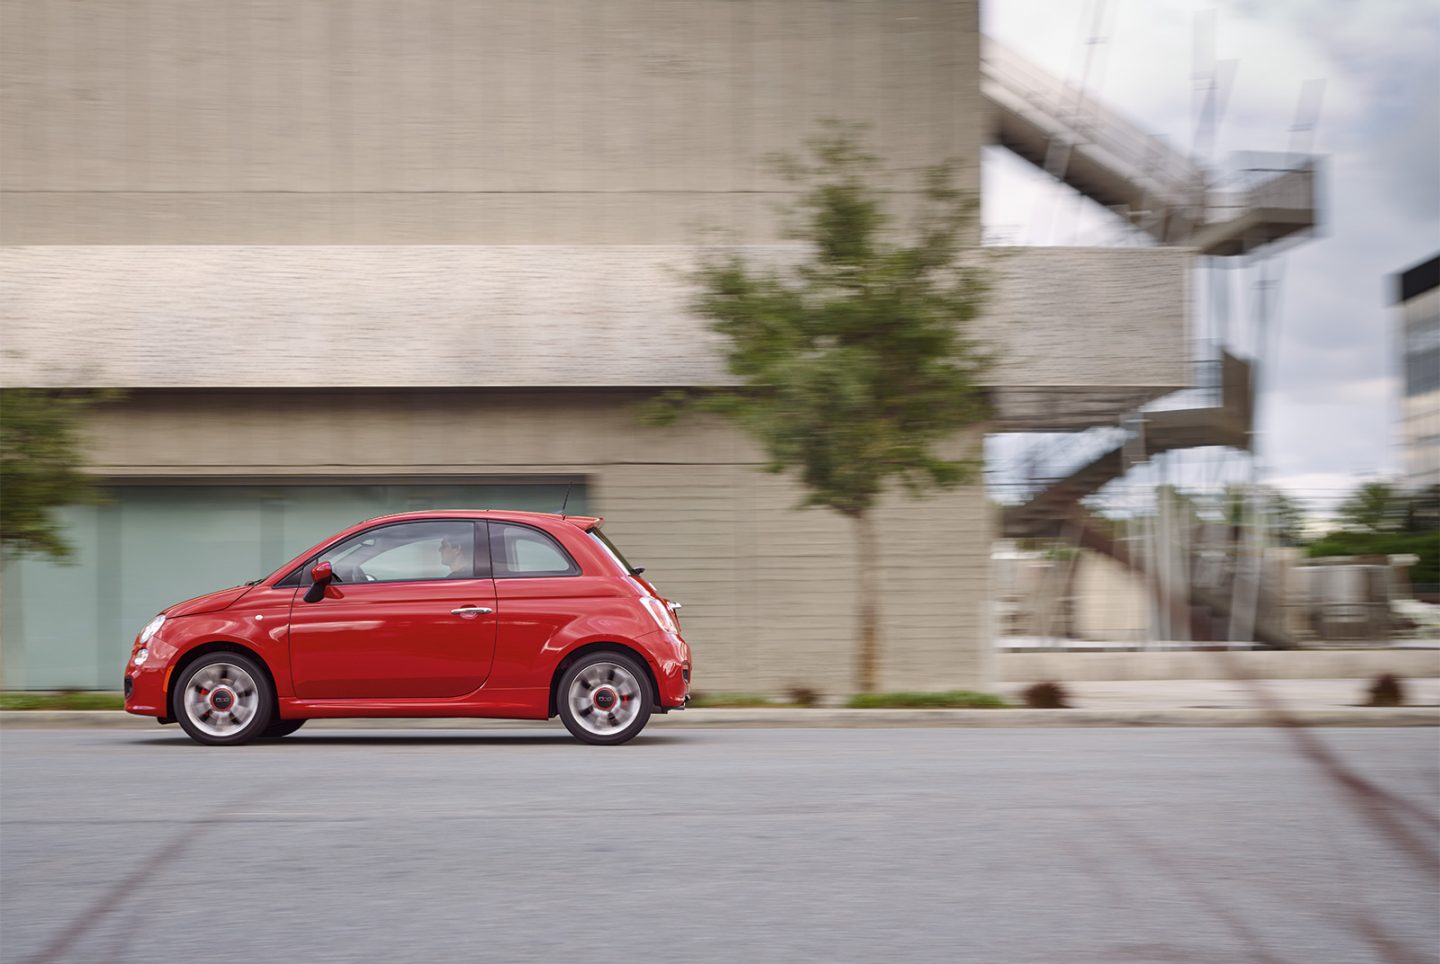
[490,522,581,578]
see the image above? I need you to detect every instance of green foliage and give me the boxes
[1306,530,1438,585]
[845,690,1007,709]
[0,690,125,710]
[1308,482,1439,585]
[686,692,781,708]
[1242,486,1308,547]
[1337,481,1407,534]
[648,121,992,519]
[1,389,114,562]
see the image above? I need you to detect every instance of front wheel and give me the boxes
[557,652,653,746]
[173,652,274,746]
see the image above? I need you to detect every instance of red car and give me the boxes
[123,511,691,746]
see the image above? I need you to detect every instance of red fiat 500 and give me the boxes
[123,511,691,746]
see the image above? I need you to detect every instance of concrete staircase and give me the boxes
[981,38,1318,256]
[1002,352,1253,540]
[998,352,1295,648]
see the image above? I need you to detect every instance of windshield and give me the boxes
[588,528,641,575]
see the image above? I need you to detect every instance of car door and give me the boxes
[288,519,497,700]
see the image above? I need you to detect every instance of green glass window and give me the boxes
[0,481,586,689]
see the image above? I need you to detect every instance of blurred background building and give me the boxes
[1394,254,1440,492]
[1,0,1318,691]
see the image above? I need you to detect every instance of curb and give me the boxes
[3,707,1437,729]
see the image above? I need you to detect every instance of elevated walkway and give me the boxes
[982,39,1318,257]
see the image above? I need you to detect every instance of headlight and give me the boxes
[639,597,677,634]
[132,648,149,666]
[139,614,166,644]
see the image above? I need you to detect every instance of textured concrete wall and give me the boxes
[0,244,1190,400]
[0,0,981,244]
[80,389,993,694]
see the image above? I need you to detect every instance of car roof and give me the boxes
[355,509,604,530]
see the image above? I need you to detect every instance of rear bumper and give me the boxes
[641,630,692,709]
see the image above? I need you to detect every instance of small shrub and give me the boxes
[1364,674,1406,707]
[787,686,821,707]
[1020,681,1070,709]
[845,690,1008,709]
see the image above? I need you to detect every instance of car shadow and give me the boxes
[127,732,687,747]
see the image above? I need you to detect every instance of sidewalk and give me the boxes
[2,679,1436,729]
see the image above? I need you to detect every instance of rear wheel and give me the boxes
[557,651,652,746]
[259,718,306,739]
[172,652,274,746]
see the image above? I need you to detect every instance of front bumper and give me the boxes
[123,636,177,717]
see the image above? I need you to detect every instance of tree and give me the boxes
[1223,484,1307,547]
[1308,480,1440,589]
[1337,481,1405,534]
[650,123,992,692]
[0,389,109,561]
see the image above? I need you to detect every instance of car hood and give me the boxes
[165,585,253,618]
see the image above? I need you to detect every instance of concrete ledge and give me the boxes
[998,649,1440,682]
[4,707,1436,730]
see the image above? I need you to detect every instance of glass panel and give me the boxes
[1405,347,1440,396]
[589,529,638,575]
[492,523,580,577]
[326,521,474,582]
[1,481,586,689]
[1,505,102,689]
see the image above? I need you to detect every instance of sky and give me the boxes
[980,0,1440,513]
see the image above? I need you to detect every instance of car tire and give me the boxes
[172,651,275,747]
[259,718,306,739]
[557,650,653,746]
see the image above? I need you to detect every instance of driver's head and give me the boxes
[439,535,465,571]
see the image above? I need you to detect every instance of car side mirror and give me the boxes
[303,560,335,603]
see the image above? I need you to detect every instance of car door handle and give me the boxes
[451,607,493,616]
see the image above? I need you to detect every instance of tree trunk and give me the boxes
[854,510,881,693]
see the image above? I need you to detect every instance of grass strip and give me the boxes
[846,690,1008,709]
[687,692,786,709]
[0,692,126,711]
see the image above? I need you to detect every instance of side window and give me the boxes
[322,521,478,583]
[491,522,580,578]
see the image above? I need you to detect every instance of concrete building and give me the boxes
[0,0,1313,692]
[1394,255,1440,491]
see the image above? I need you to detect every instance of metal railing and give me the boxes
[1143,356,1225,412]
[982,38,1206,211]
[984,42,1318,248]
[1202,154,1317,222]
[992,357,1230,507]
[991,424,1132,507]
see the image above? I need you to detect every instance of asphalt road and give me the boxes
[2,726,1437,964]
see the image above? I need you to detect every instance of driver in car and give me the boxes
[439,534,471,578]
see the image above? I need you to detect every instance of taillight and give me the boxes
[639,596,677,634]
